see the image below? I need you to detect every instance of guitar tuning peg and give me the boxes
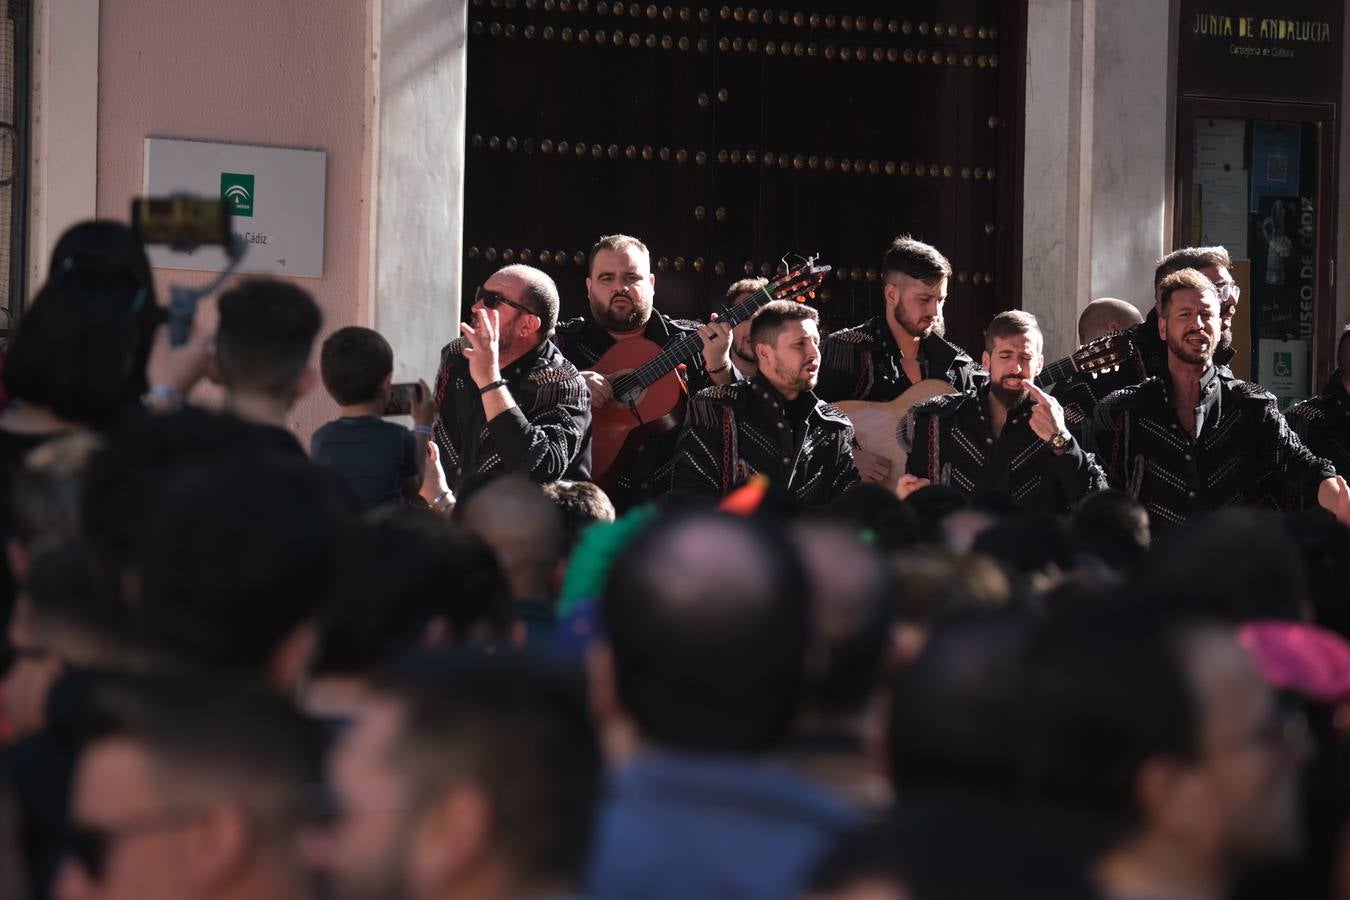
[807,291,816,300]
[1090,372,1098,380]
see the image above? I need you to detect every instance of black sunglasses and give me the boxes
[475,287,536,317]
[63,813,201,882]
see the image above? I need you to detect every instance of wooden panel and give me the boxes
[463,0,1023,354]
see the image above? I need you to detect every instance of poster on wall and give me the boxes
[143,138,327,278]
[1250,122,1302,211]
[1250,196,1305,337]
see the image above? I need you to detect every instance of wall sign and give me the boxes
[143,138,327,278]
[1179,1,1343,103]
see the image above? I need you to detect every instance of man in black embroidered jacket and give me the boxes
[815,236,982,486]
[674,301,859,506]
[1285,326,1350,479]
[1051,246,1242,437]
[432,264,591,498]
[554,234,734,510]
[898,311,1107,513]
[1092,268,1350,529]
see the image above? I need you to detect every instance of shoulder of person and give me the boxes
[440,337,468,361]
[910,388,973,419]
[822,321,876,347]
[1285,395,1329,423]
[930,334,975,368]
[554,316,588,336]
[1098,376,1163,411]
[814,401,855,428]
[690,381,747,406]
[1223,376,1279,405]
[527,355,583,386]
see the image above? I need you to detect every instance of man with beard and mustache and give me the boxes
[723,277,769,379]
[1050,246,1242,438]
[430,264,591,499]
[554,234,735,510]
[1093,269,1350,528]
[673,301,859,506]
[816,236,982,486]
[896,310,1106,513]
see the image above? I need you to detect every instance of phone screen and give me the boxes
[383,383,420,417]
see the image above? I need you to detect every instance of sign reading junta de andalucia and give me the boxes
[143,138,326,278]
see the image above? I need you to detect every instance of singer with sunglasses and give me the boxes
[430,265,591,502]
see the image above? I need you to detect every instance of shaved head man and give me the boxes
[1078,298,1144,344]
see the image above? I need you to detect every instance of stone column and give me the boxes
[374,0,468,384]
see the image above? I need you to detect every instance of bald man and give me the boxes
[431,264,592,497]
[1078,298,1143,344]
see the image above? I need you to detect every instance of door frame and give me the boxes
[1174,95,1339,383]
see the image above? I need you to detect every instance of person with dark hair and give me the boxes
[306,652,602,900]
[213,278,323,452]
[540,479,615,556]
[312,326,435,508]
[786,522,893,810]
[725,276,770,378]
[820,482,920,552]
[554,235,735,510]
[805,798,1098,900]
[817,236,979,405]
[80,408,279,606]
[432,264,591,500]
[5,538,128,739]
[52,673,325,900]
[887,611,1036,802]
[2,221,159,436]
[1285,512,1350,641]
[307,506,515,717]
[1048,246,1241,435]
[458,475,565,646]
[1093,269,1350,527]
[1070,488,1151,572]
[1138,509,1310,623]
[816,236,981,488]
[587,510,857,899]
[1026,606,1306,900]
[887,548,1013,668]
[1285,325,1350,480]
[133,453,354,690]
[673,300,859,505]
[899,311,1106,513]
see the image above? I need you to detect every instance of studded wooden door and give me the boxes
[463,0,1024,353]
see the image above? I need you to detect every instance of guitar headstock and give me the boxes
[767,253,831,304]
[1073,331,1134,379]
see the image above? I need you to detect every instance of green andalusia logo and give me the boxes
[220,172,255,217]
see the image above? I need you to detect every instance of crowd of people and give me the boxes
[0,218,1346,900]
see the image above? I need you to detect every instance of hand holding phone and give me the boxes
[383,382,422,417]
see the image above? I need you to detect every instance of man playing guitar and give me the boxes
[816,236,983,485]
[554,234,732,510]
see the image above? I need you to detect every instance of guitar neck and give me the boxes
[1039,355,1078,389]
[614,288,774,393]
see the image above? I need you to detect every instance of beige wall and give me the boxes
[95,0,376,440]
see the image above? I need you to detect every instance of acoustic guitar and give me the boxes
[835,379,957,492]
[834,332,1135,491]
[590,256,831,489]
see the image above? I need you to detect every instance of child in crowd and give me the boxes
[312,327,435,508]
